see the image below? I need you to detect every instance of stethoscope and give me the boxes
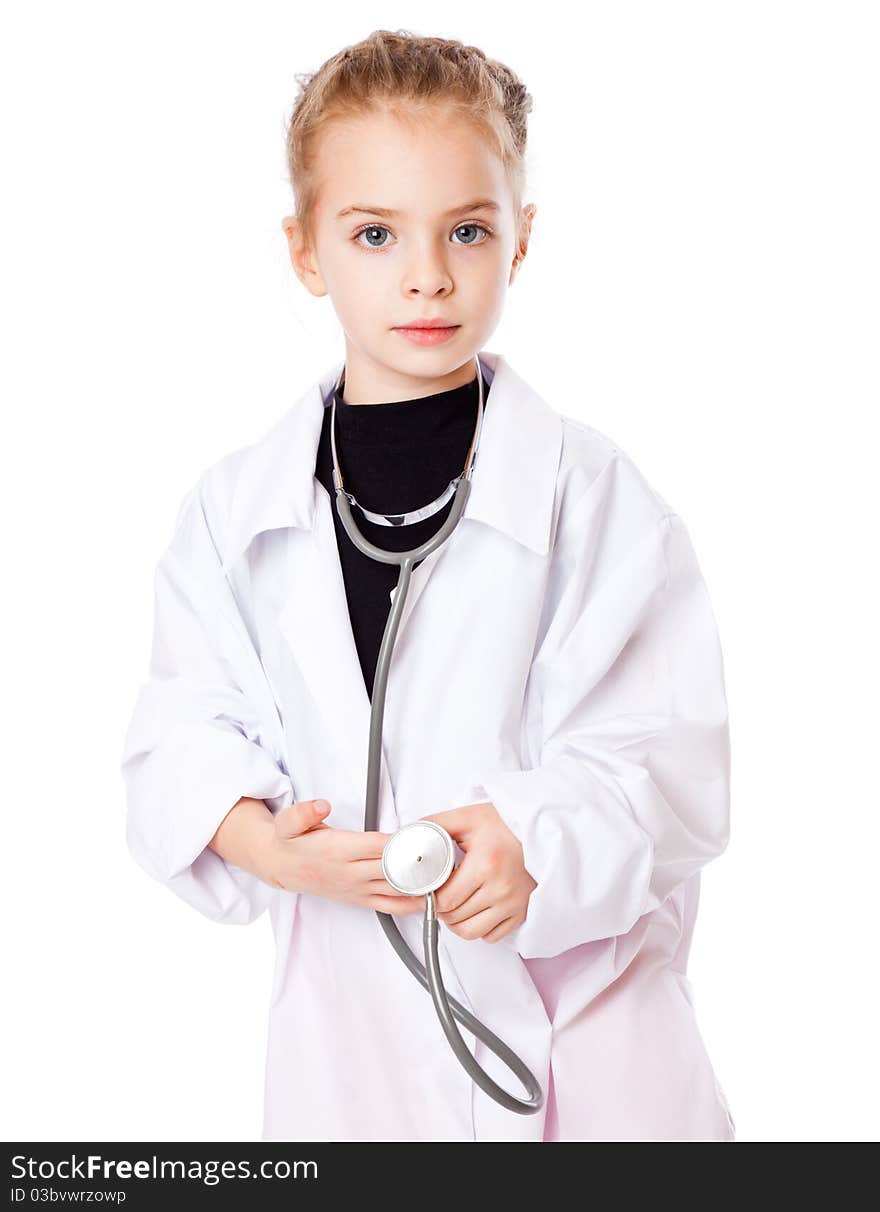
[330,352,544,1116]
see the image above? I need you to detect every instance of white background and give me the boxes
[2,1,878,1143]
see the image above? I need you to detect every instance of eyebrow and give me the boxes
[336,198,502,220]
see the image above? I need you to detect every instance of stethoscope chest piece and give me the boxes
[381,821,455,897]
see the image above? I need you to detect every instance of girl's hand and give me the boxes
[264,799,424,916]
[419,802,537,943]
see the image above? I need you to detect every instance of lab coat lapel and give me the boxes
[383,350,562,651]
[276,492,397,831]
[220,359,394,830]
[385,533,453,642]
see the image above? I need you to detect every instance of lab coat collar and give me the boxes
[220,349,562,575]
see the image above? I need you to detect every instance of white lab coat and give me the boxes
[120,349,736,1142]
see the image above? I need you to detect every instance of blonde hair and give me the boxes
[285,29,534,251]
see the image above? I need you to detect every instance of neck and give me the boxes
[338,351,480,404]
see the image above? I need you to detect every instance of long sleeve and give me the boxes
[120,478,296,925]
[464,478,730,959]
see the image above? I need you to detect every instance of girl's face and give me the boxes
[283,105,535,402]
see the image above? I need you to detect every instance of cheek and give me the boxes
[324,257,380,315]
[481,244,516,290]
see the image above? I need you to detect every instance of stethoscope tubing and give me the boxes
[330,357,544,1116]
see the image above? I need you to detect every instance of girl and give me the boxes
[121,29,735,1142]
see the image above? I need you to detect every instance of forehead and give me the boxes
[313,108,510,217]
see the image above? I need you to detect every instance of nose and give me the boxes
[401,242,453,297]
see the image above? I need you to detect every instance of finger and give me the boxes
[359,862,393,884]
[274,799,331,840]
[420,807,474,841]
[483,916,519,943]
[433,858,483,915]
[335,830,398,860]
[366,876,416,898]
[367,894,425,915]
[436,885,492,925]
[442,905,508,941]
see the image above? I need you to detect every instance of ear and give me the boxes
[509,203,537,286]
[281,214,328,298]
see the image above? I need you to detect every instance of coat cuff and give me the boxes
[124,720,296,925]
[461,757,656,959]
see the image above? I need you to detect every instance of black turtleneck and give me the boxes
[314,368,490,701]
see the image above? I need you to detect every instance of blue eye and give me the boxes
[355,225,393,249]
[451,224,489,245]
[352,223,493,250]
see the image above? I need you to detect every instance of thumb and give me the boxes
[420,807,469,840]
[275,798,331,839]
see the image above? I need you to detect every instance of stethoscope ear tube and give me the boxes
[332,354,545,1117]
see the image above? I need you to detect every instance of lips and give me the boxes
[393,324,460,346]
[394,322,458,330]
